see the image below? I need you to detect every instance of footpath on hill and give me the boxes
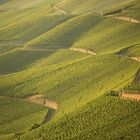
[119,92,140,101]
[25,94,58,110]
[25,94,58,124]
[70,48,96,55]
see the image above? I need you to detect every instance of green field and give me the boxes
[0,0,140,140]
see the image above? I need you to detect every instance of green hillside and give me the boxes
[0,0,140,140]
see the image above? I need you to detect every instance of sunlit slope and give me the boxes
[72,19,140,54]
[0,0,57,28]
[116,0,140,19]
[19,95,140,140]
[0,0,140,140]
[0,0,56,10]
[0,97,46,139]
[0,14,69,54]
[125,44,140,57]
[0,52,139,140]
[56,0,136,15]
[0,0,70,54]
[0,53,139,115]
[0,14,70,41]
[24,14,103,49]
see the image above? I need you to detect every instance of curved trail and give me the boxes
[120,92,140,101]
[25,94,58,110]
[70,48,96,56]
[25,94,58,124]
[52,4,68,16]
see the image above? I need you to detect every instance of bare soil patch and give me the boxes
[70,48,96,56]
[120,92,140,101]
[25,94,58,110]
[131,57,140,62]
[106,15,140,24]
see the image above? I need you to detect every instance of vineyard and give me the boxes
[0,0,140,140]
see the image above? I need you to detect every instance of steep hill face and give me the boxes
[0,0,140,140]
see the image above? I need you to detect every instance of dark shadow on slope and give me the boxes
[103,2,136,16]
[29,109,56,131]
[0,48,56,75]
[42,109,56,124]
[134,68,140,82]
[116,43,140,56]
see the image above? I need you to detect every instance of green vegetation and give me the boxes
[0,0,140,139]
[0,97,46,137]
[19,95,140,140]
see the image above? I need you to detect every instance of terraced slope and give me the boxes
[0,0,140,140]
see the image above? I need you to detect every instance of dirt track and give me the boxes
[131,57,140,62]
[120,92,140,101]
[70,48,96,56]
[25,94,58,110]
[105,15,140,24]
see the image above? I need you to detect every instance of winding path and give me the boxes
[70,48,96,56]
[25,94,58,110]
[25,94,58,124]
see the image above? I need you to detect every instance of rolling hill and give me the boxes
[0,0,140,140]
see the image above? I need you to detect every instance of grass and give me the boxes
[0,14,70,41]
[0,97,46,135]
[24,14,103,49]
[18,95,140,140]
[0,0,140,139]
[72,18,140,54]
[56,0,136,15]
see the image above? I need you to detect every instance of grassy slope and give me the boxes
[0,0,140,140]
[19,95,140,140]
[24,14,103,49]
[72,18,140,54]
[57,0,136,14]
[0,97,46,137]
[0,49,54,74]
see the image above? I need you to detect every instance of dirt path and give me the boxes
[114,16,139,23]
[70,48,96,56]
[25,94,58,124]
[119,92,140,101]
[105,15,140,24]
[52,4,68,16]
[25,94,58,110]
[131,57,140,62]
